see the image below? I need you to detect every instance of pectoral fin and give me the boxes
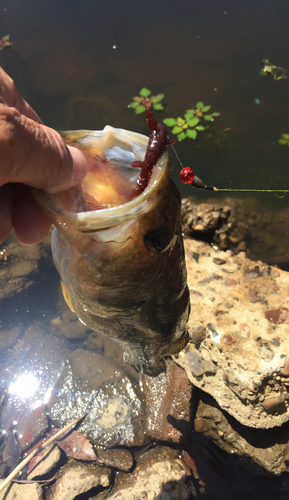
[61,281,75,312]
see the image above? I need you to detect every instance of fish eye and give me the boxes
[144,227,172,252]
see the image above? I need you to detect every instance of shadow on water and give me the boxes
[1,0,289,498]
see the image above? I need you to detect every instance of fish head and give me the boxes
[33,126,190,376]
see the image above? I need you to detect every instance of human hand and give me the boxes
[0,67,88,244]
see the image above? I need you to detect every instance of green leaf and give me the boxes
[129,102,139,109]
[184,110,194,121]
[187,117,200,127]
[135,105,146,114]
[2,35,9,41]
[204,115,213,121]
[186,129,197,139]
[260,69,267,76]
[211,112,220,117]
[176,117,186,126]
[177,132,187,141]
[202,105,211,112]
[263,58,270,64]
[139,87,151,97]
[151,94,164,103]
[163,118,177,127]
[196,101,204,109]
[172,125,184,134]
[132,96,143,103]
[195,125,205,131]
[153,103,164,110]
[282,134,289,139]
[278,138,288,145]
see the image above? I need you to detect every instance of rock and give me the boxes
[27,443,62,479]
[174,238,289,429]
[47,351,145,447]
[0,327,22,351]
[51,311,90,340]
[48,459,111,500]
[194,391,289,475]
[0,233,50,300]
[104,446,194,500]
[143,359,193,442]
[96,447,134,471]
[0,481,42,500]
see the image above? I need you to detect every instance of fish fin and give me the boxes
[61,281,75,312]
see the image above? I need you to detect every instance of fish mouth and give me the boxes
[123,329,190,377]
[33,126,169,232]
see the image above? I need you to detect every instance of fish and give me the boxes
[32,110,190,376]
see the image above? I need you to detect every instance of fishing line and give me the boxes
[171,146,289,197]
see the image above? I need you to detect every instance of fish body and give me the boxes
[33,124,190,376]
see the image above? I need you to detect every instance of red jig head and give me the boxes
[179,166,214,191]
[179,167,195,184]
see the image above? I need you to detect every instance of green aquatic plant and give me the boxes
[278,133,289,146]
[260,59,289,81]
[128,87,164,114]
[0,34,12,50]
[163,102,220,141]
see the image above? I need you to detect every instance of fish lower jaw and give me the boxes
[123,350,166,377]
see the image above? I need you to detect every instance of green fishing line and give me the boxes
[213,187,288,198]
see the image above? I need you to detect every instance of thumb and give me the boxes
[0,104,87,193]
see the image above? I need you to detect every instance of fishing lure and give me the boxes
[179,165,289,197]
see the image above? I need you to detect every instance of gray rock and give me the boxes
[47,351,145,447]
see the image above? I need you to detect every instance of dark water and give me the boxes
[1,0,289,204]
[1,0,289,497]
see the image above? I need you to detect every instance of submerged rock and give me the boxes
[47,350,145,447]
[143,359,193,443]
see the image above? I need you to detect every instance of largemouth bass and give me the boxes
[33,110,190,376]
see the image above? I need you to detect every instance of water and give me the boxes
[1,0,289,497]
[2,0,289,205]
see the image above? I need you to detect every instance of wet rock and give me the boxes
[0,481,42,500]
[174,238,289,429]
[181,196,289,267]
[105,446,193,500]
[48,458,111,500]
[143,359,193,443]
[0,233,50,300]
[0,327,22,351]
[96,447,134,471]
[51,311,90,340]
[194,391,289,475]
[27,443,62,479]
[47,351,145,447]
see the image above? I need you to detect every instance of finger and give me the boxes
[13,188,52,244]
[0,184,13,243]
[0,105,87,192]
[0,66,42,123]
